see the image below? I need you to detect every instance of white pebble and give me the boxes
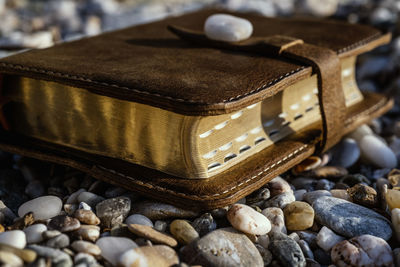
[125,214,153,227]
[0,230,26,249]
[79,202,92,211]
[227,204,271,235]
[204,14,253,42]
[18,196,62,220]
[23,224,47,244]
[316,226,345,251]
[360,135,397,169]
[96,237,137,266]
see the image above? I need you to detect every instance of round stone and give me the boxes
[0,230,26,249]
[329,138,360,168]
[204,14,253,42]
[385,189,400,211]
[128,223,177,247]
[169,219,199,245]
[283,201,314,231]
[267,176,292,197]
[261,207,286,234]
[359,135,397,169]
[48,215,80,232]
[0,250,23,266]
[96,236,137,266]
[71,240,101,256]
[316,226,345,251]
[74,209,100,225]
[45,234,70,249]
[269,232,306,267]
[73,225,100,242]
[227,204,271,235]
[18,196,62,220]
[118,245,179,267]
[23,224,47,244]
[125,214,153,227]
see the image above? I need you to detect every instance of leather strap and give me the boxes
[0,75,10,131]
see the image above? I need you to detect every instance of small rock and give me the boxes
[128,224,177,247]
[263,191,295,209]
[391,208,400,242]
[298,240,314,260]
[316,226,345,251]
[18,196,62,220]
[267,176,292,197]
[192,213,217,237]
[74,252,98,267]
[181,227,263,267]
[154,220,167,232]
[48,215,80,232]
[388,169,400,187]
[330,189,352,201]
[118,245,179,267]
[0,230,26,249]
[227,204,271,235]
[315,179,335,191]
[77,192,104,208]
[96,237,137,266]
[78,202,91,211]
[66,189,86,204]
[313,248,331,265]
[131,201,198,220]
[262,207,286,234]
[359,135,397,169]
[283,201,314,231]
[45,234,70,249]
[303,190,331,204]
[385,189,400,210]
[339,173,371,186]
[170,219,199,245]
[63,204,78,216]
[74,209,100,225]
[204,14,253,42]
[296,231,318,249]
[23,224,47,244]
[0,244,36,263]
[27,244,72,266]
[329,138,360,168]
[0,250,23,266]
[71,241,101,256]
[95,197,131,228]
[269,232,306,267]
[257,234,270,249]
[348,124,374,142]
[247,187,270,206]
[73,225,100,242]
[331,235,394,266]
[347,183,377,207]
[255,244,273,266]
[42,230,61,240]
[312,166,348,179]
[125,214,153,227]
[294,189,307,201]
[0,201,16,225]
[293,156,322,174]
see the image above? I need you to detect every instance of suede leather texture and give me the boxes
[0,9,390,116]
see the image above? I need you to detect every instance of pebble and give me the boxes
[95,197,131,228]
[247,187,270,206]
[131,201,198,220]
[28,244,72,266]
[182,227,263,267]
[391,208,400,242]
[77,192,105,208]
[339,173,371,186]
[127,223,177,247]
[18,196,62,220]
[262,207,286,234]
[0,250,23,266]
[313,248,331,265]
[311,166,348,179]
[385,189,400,210]
[303,190,331,204]
[154,220,167,232]
[78,202,91,211]
[125,214,153,227]
[74,252,98,267]
[227,204,271,235]
[331,235,394,266]
[71,241,101,256]
[0,244,37,263]
[74,209,100,225]
[283,201,314,231]
[45,234,70,249]
[255,244,273,266]
[192,213,217,237]
[66,189,86,204]
[294,189,307,201]
[316,226,345,251]
[257,234,270,249]
[42,230,61,240]
[315,179,335,191]
[348,124,373,143]
[73,225,100,242]
[204,13,253,42]
[293,156,322,174]
[267,176,292,197]
[170,219,199,245]
[329,138,360,168]
[269,232,306,267]
[298,239,314,260]
[262,191,295,209]
[118,245,179,267]
[0,201,16,225]
[347,183,377,207]
[330,189,351,201]
[23,224,47,244]
[0,230,26,249]
[359,135,397,168]
[312,196,392,240]
[63,204,78,216]
[96,236,137,266]
[48,215,80,232]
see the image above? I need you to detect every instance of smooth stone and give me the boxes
[125,214,153,227]
[0,230,26,249]
[315,179,335,191]
[263,191,295,209]
[294,189,307,201]
[18,196,62,220]
[23,224,47,244]
[42,230,61,240]
[255,244,273,266]
[127,224,177,247]
[359,135,397,169]
[269,232,306,267]
[348,124,373,143]
[95,197,131,228]
[77,192,105,208]
[296,231,318,249]
[227,204,271,235]
[192,213,217,237]
[78,202,91,211]
[170,219,199,245]
[316,226,345,251]
[74,209,100,225]
[347,183,377,207]
[204,14,253,42]
[262,207,286,234]
[267,176,292,197]
[303,190,331,204]
[66,189,86,204]
[298,240,314,260]
[283,201,314,231]
[291,178,316,191]
[391,208,400,242]
[48,215,80,232]
[0,250,23,266]
[72,225,100,242]
[96,237,137,266]
[118,245,179,267]
[27,244,72,266]
[247,187,270,206]
[331,235,394,266]
[71,241,101,256]
[45,234,70,249]
[0,244,37,263]
[311,166,348,179]
[329,138,360,168]
[131,201,198,220]
[182,227,263,267]
[330,189,352,201]
[257,234,270,249]
[312,196,392,240]
[385,189,400,210]
[74,253,98,267]
[154,220,167,232]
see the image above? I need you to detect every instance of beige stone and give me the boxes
[169,220,199,245]
[227,204,271,235]
[128,224,177,247]
[385,189,400,211]
[330,189,352,201]
[74,209,100,225]
[283,201,314,231]
[118,245,179,267]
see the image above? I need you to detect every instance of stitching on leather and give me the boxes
[337,32,382,54]
[96,144,309,199]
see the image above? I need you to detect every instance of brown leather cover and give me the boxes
[0,9,394,209]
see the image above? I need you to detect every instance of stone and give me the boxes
[0,250,23,266]
[316,226,345,251]
[77,192,105,208]
[127,223,177,247]
[66,189,86,204]
[257,234,270,249]
[181,227,263,267]
[0,244,36,263]
[359,135,397,169]
[298,240,314,260]
[131,201,198,220]
[385,189,400,210]
[294,189,307,201]
[313,166,349,179]
[96,237,137,265]
[388,169,400,187]
[74,252,98,267]
[95,197,131,228]
[255,244,273,266]
[296,231,318,249]
[74,209,100,225]
[125,214,153,227]
[71,241,101,256]
[261,207,286,234]
[312,196,392,240]
[347,183,377,207]
[42,230,61,240]
[118,245,179,267]
[192,213,217,237]
[45,234,70,249]
[73,225,100,242]
[78,202,91,211]
[246,187,270,206]
[313,248,331,265]
[303,190,331,204]
[391,208,400,242]
[48,215,80,232]
[27,244,72,266]
[267,176,292,197]
[331,235,394,267]
[23,224,47,244]
[170,219,199,245]
[329,138,360,168]
[293,156,321,174]
[315,179,335,191]
[204,14,253,42]
[8,212,35,231]
[0,230,26,249]
[291,177,316,191]
[0,201,16,225]
[18,196,62,220]
[339,173,371,186]
[330,189,351,201]
[154,220,167,232]
[283,201,314,231]
[348,124,374,142]
[63,204,78,216]
[263,191,295,209]
[269,232,306,267]
[227,204,271,235]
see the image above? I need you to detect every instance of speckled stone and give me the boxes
[96,197,131,228]
[131,201,198,220]
[269,232,306,267]
[227,204,271,235]
[118,245,179,267]
[283,201,314,231]
[192,213,217,237]
[170,219,199,245]
[48,215,80,232]
[347,183,377,207]
[18,196,62,220]
[262,207,286,234]
[128,223,177,247]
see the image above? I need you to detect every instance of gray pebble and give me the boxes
[303,190,331,204]
[269,232,306,267]
[330,138,360,168]
[125,214,153,227]
[298,240,314,260]
[131,201,198,220]
[77,192,105,208]
[48,215,81,232]
[315,179,335,191]
[154,220,167,232]
[45,234,70,249]
[192,213,217,237]
[262,192,295,209]
[96,197,131,228]
[74,252,98,267]
[42,230,61,240]
[28,244,72,267]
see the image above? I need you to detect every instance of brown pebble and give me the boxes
[7,212,35,230]
[128,224,177,247]
[311,166,348,179]
[389,169,400,187]
[347,183,377,207]
[74,209,100,225]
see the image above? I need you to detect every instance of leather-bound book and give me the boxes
[0,9,393,209]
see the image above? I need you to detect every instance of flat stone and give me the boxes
[24,224,47,244]
[95,197,131,228]
[192,213,217,237]
[0,230,26,249]
[261,207,286,234]
[269,232,306,267]
[48,215,80,232]
[204,13,253,42]
[312,196,392,240]
[119,245,179,267]
[331,235,394,266]
[0,244,37,263]
[45,234,70,249]
[170,219,199,245]
[267,176,292,197]
[71,241,101,256]
[283,201,314,231]
[316,226,345,251]
[262,192,295,209]
[131,201,198,220]
[227,204,271,235]
[27,244,72,266]
[95,236,137,266]
[74,209,100,225]
[72,225,100,242]
[181,227,263,267]
[359,135,397,169]
[303,190,331,204]
[128,224,177,247]
[18,196,62,220]
[311,166,349,179]
[125,214,153,227]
